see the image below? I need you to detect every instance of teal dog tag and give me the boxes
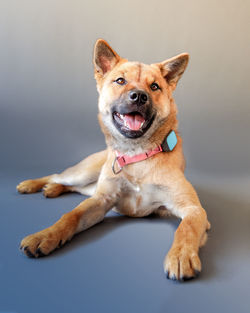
[162,130,177,152]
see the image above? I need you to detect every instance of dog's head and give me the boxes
[93,39,189,153]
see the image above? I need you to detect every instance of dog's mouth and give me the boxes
[112,111,155,138]
[114,112,145,131]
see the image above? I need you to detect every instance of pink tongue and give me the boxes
[123,113,145,131]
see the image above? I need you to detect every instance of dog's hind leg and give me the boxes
[17,176,52,194]
[17,150,108,197]
[17,177,72,197]
[50,150,107,196]
[42,183,72,198]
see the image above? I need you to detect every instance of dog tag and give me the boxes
[162,130,177,152]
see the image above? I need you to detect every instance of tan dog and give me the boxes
[17,39,210,281]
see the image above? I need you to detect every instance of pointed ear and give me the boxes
[159,53,189,90]
[93,39,121,76]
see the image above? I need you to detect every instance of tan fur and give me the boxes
[18,39,210,282]
[17,176,51,194]
[43,183,70,198]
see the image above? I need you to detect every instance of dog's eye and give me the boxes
[150,82,160,91]
[115,77,126,85]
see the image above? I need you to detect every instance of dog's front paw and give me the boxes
[164,246,201,281]
[20,228,65,258]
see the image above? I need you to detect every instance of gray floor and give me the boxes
[1,166,250,313]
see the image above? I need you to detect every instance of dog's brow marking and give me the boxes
[137,63,142,82]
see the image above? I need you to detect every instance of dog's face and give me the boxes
[93,40,189,145]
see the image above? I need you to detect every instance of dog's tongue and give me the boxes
[123,113,145,131]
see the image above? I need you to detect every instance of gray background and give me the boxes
[1,0,250,312]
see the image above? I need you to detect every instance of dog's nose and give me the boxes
[129,90,148,105]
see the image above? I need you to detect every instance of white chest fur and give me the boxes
[112,177,170,217]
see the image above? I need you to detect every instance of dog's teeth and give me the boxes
[124,121,129,128]
[120,114,125,120]
[140,122,144,129]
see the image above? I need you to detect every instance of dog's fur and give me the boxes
[17,39,210,281]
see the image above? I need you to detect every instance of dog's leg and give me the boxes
[163,173,210,281]
[17,150,107,197]
[17,178,72,198]
[20,191,115,257]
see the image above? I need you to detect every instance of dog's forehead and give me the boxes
[115,61,161,81]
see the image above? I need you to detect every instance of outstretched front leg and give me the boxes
[20,190,116,258]
[163,172,211,281]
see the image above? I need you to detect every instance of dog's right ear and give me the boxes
[93,39,121,76]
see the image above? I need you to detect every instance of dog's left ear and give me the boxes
[93,39,121,76]
[158,53,189,90]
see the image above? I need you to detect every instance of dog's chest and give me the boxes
[112,177,169,217]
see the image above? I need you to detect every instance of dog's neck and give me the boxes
[98,101,178,157]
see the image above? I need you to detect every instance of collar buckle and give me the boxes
[112,156,123,175]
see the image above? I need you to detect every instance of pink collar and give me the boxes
[112,130,177,174]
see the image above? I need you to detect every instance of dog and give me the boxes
[17,39,210,281]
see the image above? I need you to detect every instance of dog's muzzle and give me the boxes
[111,89,155,139]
